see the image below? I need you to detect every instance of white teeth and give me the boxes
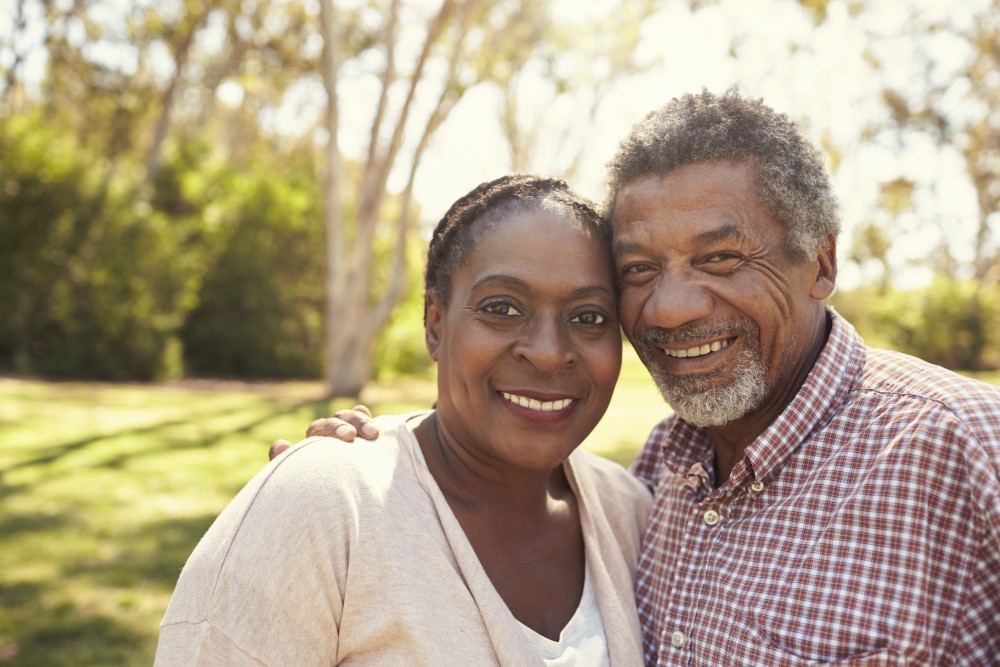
[665,338,731,359]
[502,392,573,412]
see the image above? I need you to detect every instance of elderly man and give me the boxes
[604,91,1000,665]
[276,91,1000,664]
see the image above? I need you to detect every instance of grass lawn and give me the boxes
[0,347,663,666]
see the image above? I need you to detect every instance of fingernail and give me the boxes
[361,423,378,438]
[334,424,353,440]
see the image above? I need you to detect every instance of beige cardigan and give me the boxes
[155,413,651,666]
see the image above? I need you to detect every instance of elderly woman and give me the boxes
[154,175,651,666]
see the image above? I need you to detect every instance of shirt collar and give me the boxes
[659,307,866,488]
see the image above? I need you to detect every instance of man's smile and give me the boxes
[662,338,733,359]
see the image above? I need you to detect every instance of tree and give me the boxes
[318,0,558,396]
[870,0,1000,368]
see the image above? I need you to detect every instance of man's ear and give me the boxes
[810,233,837,300]
[425,292,444,361]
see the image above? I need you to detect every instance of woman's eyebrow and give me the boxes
[471,275,613,298]
[471,274,529,291]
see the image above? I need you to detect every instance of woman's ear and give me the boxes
[425,292,444,361]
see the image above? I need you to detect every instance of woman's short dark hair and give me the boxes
[425,174,610,309]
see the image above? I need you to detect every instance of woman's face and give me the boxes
[427,209,621,473]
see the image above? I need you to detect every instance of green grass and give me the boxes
[0,348,663,666]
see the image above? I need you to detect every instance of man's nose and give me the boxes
[641,275,714,331]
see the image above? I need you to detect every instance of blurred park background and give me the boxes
[1,0,999,664]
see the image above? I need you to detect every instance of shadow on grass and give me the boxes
[0,514,220,666]
[6,397,336,479]
[73,513,220,592]
[93,397,337,471]
[1,598,154,667]
[0,508,76,539]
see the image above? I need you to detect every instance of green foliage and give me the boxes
[0,114,97,373]
[371,284,434,381]
[370,230,434,380]
[0,113,426,382]
[180,173,326,379]
[0,120,226,380]
[832,278,1000,370]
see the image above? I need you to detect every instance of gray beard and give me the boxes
[645,346,768,427]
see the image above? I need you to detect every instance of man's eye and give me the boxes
[705,252,740,263]
[571,311,607,325]
[481,301,522,317]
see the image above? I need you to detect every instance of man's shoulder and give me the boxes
[862,347,1000,405]
[859,346,1000,444]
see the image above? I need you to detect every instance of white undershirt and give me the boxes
[516,564,611,667]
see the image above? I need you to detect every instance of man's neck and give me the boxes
[704,310,833,486]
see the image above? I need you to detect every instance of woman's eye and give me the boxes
[481,301,522,317]
[571,311,607,325]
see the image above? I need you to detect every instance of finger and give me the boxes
[306,418,357,441]
[269,439,292,461]
[329,408,378,440]
[351,405,378,438]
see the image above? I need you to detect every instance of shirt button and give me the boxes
[751,481,765,492]
[671,630,686,648]
[703,509,720,526]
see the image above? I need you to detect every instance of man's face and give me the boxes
[611,161,834,428]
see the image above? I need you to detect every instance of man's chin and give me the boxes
[651,363,767,428]
[669,398,749,428]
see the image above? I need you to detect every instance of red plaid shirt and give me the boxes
[630,309,1000,666]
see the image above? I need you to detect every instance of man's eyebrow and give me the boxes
[613,241,646,258]
[694,224,746,245]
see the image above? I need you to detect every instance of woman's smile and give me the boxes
[499,390,580,423]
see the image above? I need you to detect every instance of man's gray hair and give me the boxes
[605,90,841,259]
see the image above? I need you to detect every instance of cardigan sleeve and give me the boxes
[155,438,362,666]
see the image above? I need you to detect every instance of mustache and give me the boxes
[635,320,753,347]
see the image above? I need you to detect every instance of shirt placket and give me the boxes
[656,466,727,666]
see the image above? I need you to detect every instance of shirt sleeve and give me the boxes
[155,621,268,666]
[952,429,1000,663]
[155,441,354,666]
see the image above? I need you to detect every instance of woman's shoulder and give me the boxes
[268,413,421,499]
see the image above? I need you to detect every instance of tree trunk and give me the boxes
[145,22,198,185]
[319,0,367,397]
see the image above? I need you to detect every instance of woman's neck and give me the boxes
[412,412,572,521]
